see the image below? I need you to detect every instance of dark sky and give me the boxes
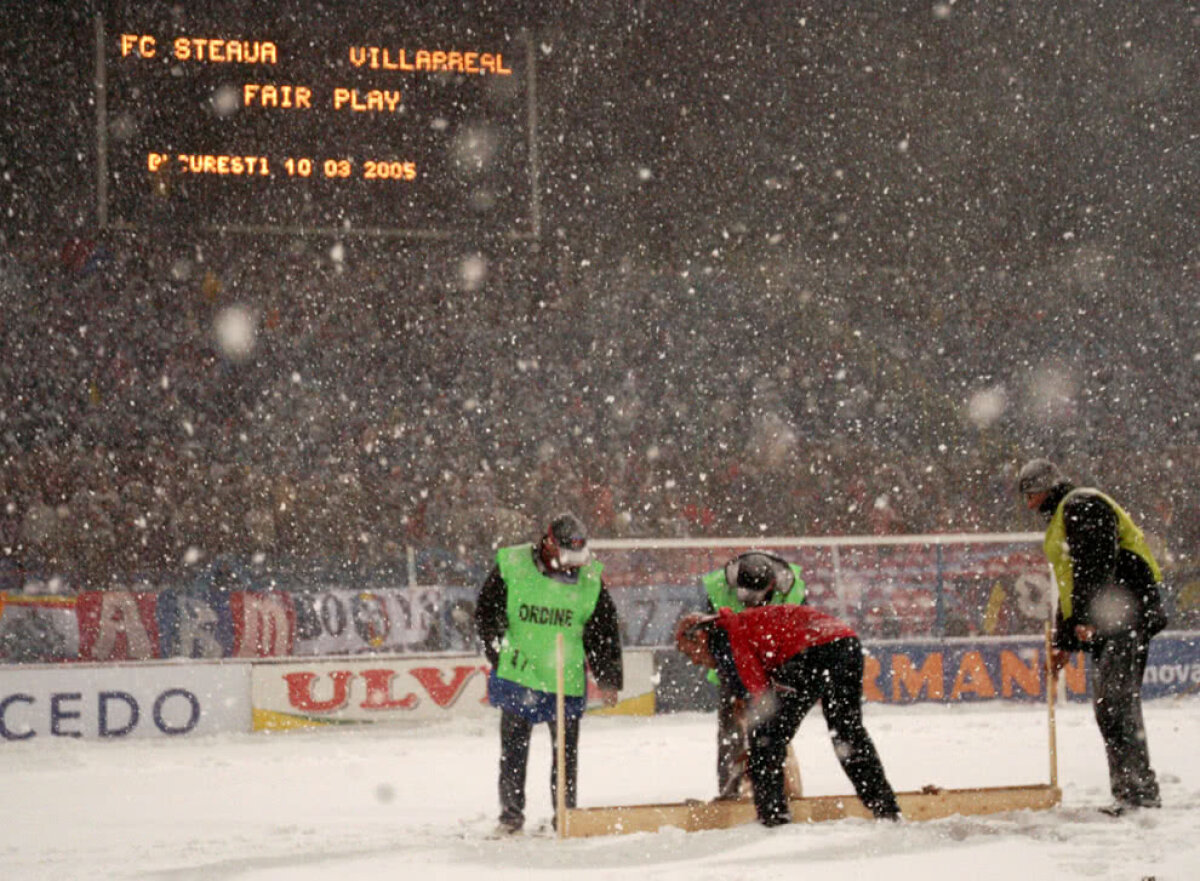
[1,2,1194,270]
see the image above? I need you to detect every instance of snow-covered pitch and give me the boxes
[5,699,1198,880]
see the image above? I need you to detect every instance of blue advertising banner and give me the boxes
[654,633,1200,712]
[1141,632,1200,700]
[850,632,1200,704]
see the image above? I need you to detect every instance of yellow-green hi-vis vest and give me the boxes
[495,544,603,696]
[1044,488,1162,619]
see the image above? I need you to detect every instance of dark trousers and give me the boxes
[1091,632,1159,805]
[498,709,580,828]
[716,681,746,795]
[746,637,900,825]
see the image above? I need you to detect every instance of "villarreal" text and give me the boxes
[348,47,511,75]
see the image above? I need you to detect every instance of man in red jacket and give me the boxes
[675,605,901,826]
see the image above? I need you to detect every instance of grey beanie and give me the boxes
[1017,458,1067,495]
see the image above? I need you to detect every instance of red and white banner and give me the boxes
[251,655,491,729]
[250,650,658,730]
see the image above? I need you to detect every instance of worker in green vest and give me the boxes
[700,550,806,799]
[1018,458,1167,816]
[475,512,623,836]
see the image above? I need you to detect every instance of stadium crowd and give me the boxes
[1,230,1197,597]
[2,1,1196,601]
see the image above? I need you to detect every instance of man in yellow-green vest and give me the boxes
[475,512,623,836]
[701,550,806,799]
[1018,458,1167,816]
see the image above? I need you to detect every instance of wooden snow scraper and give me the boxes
[551,625,1065,839]
[560,783,1061,838]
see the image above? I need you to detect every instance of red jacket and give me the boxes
[715,605,857,695]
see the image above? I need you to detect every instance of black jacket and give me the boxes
[1042,483,1164,652]
[474,549,624,691]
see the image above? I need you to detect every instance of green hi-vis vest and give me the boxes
[701,563,807,613]
[495,544,603,696]
[700,562,807,683]
[1045,488,1162,619]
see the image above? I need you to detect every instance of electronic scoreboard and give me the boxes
[95,2,538,237]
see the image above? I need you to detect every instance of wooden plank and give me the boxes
[563,784,1061,838]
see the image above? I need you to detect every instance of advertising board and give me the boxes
[250,650,657,730]
[0,663,250,741]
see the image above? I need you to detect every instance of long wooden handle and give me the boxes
[1045,621,1058,789]
[555,632,567,838]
